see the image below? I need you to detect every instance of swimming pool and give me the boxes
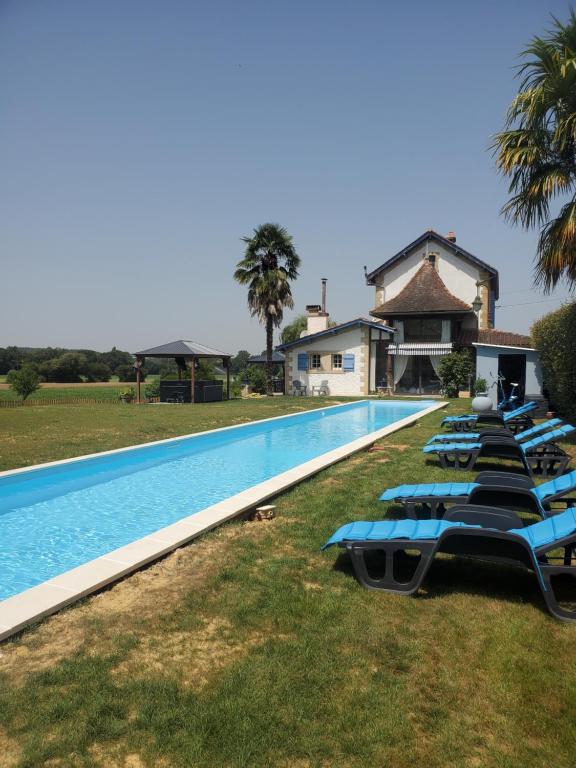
[0,399,437,607]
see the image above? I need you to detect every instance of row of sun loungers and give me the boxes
[323,405,576,620]
[441,400,537,432]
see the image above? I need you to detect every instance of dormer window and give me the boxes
[427,252,437,266]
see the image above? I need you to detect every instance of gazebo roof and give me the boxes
[135,340,231,358]
[248,351,286,364]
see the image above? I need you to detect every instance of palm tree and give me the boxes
[493,11,576,291]
[234,224,300,394]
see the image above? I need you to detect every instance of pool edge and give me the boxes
[0,400,447,642]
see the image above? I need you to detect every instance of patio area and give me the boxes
[1,398,575,767]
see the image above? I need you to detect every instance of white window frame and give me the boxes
[309,353,322,370]
[332,353,343,370]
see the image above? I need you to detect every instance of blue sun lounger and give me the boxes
[441,401,537,433]
[426,418,563,446]
[423,424,575,476]
[323,505,576,620]
[379,468,576,519]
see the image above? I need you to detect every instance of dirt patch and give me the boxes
[0,520,271,686]
[303,581,322,591]
[88,743,171,768]
[113,617,274,690]
[0,727,20,767]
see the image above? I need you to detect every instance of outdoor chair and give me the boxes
[423,424,575,477]
[311,380,330,396]
[441,401,537,433]
[426,418,563,446]
[379,468,576,520]
[322,505,576,620]
[292,380,307,396]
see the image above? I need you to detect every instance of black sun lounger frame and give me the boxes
[340,505,576,621]
[397,472,569,520]
[432,437,570,478]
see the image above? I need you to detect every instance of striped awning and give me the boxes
[388,343,453,356]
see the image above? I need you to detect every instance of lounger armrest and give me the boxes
[468,484,540,510]
[479,435,518,445]
[444,504,525,530]
[474,471,534,489]
[477,429,514,440]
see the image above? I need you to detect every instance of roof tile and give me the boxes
[371,261,472,316]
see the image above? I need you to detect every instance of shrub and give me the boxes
[230,380,243,398]
[7,365,41,401]
[473,377,487,395]
[438,350,474,398]
[144,380,161,400]
[246,365,267,394]
[531,301,576,420]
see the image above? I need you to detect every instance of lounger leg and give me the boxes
[539,566,576,621]
[439,451,477,471]
[346,542,435,595]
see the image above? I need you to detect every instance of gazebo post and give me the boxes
[225,357,230,400]
[136,355,142,404]
[190,356,195,403]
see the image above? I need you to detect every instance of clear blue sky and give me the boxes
[1,0,574,354]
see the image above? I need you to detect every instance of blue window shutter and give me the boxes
[297,353,308,371]
[343,353,355,372]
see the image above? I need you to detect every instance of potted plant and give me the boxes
[119,387,135,404]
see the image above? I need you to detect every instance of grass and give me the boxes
[0,396,353,470]
[1,398,576,767]
[0,385,128,402]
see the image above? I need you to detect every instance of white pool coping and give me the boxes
[0,399,447,641]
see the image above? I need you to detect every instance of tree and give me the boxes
[280,315,308,344]
[493,11,576,291]
[84,362,112,382]
[280,314,338,344]
[38,352,87,382]
[100,347,133,374]
[7,365,40,401]
[230,350,251,375]
[234,223,300,394]
[117,364,146,382]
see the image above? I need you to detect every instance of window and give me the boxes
[332,353,343,370]
[309,353,322,370]
[404,318,442,342]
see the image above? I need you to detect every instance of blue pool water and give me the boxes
[0,400,434,600]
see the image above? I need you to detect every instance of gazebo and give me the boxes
[247,351,286,394]
[134,340,232,404]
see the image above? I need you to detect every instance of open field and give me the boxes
[1,399,576,767]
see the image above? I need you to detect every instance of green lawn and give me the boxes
[0,385,128,403]
[1,398,576,767]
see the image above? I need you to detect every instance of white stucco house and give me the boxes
[278,230,543,401]
[278,314,395,397]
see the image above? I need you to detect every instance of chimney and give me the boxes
[303,279,330,336]
[446,231,456,243]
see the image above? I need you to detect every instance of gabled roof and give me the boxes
[248,351,286,364]
[135,340,230,358]
[366,230,499,299]
[276,318,394,351]
[371,261,472,317]
[457,328,533,349]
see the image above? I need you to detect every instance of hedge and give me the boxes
[531,301,576,421]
